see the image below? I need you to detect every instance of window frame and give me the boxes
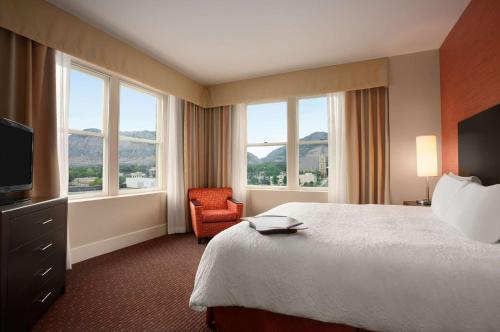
[245,95,331,192]
[296,95,329,191]
[67,62,110,198]
[245,100,289,188]
[117,80,163,194]
[65,58,165,200]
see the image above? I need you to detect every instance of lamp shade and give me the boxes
[416,135,438,177]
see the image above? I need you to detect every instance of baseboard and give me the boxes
[70,223,167,264]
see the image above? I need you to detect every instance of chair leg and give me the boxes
[198,237,202,244]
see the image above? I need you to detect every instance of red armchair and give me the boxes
[188,187,243,243]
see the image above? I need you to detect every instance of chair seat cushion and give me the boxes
[202,209,238,223]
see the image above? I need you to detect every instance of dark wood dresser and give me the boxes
[0,197,67,331]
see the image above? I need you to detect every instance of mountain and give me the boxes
[69,129,156,167]
[247,152,261,164]
[247,131,328,170]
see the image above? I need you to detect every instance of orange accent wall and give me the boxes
[440,0,500,173]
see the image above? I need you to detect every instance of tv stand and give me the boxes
[0,197,68,331]
[0,194,30,206]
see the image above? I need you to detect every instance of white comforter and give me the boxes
[189,203,500,332]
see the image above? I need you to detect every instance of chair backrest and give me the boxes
[188,187,233,210]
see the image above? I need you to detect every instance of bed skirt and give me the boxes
[207,307,371,332]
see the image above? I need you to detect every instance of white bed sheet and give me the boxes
[189,203,500,332]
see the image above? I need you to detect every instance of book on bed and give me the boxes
[243,215,307,234]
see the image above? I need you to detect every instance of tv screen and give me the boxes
[0,118,34,193]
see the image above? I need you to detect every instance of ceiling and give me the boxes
[47,0,470,85]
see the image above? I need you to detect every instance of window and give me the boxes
[298,97,328,187]
[61,57,165,199]
[118,83,160,191]
[67,66,108,194]
[245,96,332,190]
[246,102,287,186]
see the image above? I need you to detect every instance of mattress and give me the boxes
[189,202,500,332]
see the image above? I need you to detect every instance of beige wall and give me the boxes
[68,192,167,261]
[246,190,328,216]
[388,50,442,204]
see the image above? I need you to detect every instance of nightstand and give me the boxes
[403,200,431,207]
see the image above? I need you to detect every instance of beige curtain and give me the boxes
[183,102,232,231]
[183,102,232,190]
[345,87,389,204]
[0,27,59,198]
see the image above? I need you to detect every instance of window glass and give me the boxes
[68,68,105,132]
[246,101,288,186]
[298,96,329,188]
[247,102,287,143]
[298,97,328,141]
[247,146,287,186]
[118,83,159,191]
[67,67,106,194]
[68,134,103,193]
[118,141,157,190]
[119,84,157,139]
[298,144,328,187]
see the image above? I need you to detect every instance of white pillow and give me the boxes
[445,182,500,243]
[447,172,482,184]
[431,174,469,220]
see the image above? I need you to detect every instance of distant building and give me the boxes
[299,172,316,185]
[129,172,146,178]
[125,176,156,189]
[276,172,286,185]
[70,177,97,187]
[319,153,328,177]
[148,167,156,178]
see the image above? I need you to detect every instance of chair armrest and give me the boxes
[190,200,204,228]
[191,199,202,207]
[227,199,244,218]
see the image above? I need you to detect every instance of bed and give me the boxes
[189,104,500,332]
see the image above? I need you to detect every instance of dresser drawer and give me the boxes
[28,273,65,327]
[28,250,66,299]
[6,271,65,332]
[6,229,66,331]
[8,227,66,282]
[8,203,66,250]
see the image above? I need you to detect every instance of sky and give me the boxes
[247,98,328,158]
[69,69,157,134]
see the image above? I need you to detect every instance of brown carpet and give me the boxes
[33,234,211,332]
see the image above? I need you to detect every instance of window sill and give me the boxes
[246,186,327,193]
[68,190,166,203]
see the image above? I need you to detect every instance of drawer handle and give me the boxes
[40,219,53,225]
[35,243,53,252]
[37,266,53,277]
[34,291,52,304]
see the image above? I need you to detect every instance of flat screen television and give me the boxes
[0,118,34,193]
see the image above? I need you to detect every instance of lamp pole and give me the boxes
[426,176,430,203]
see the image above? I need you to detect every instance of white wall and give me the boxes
[388,50,442,204]
[69,192,167,263]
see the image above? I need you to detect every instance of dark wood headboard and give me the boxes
[458,104,500,186]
